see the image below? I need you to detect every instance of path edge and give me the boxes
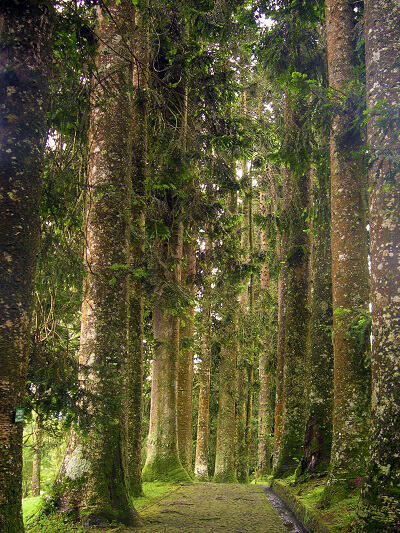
[271,480,331,533]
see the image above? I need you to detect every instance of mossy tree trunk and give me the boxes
[177,242,196,475]
[324,0,371,504]
[51,3,139,526]
[299,147,333,477]
[257,182,276,479]
[31,411,43,497]
[214,192,239,484]
[143,223,190,483]
[0,2,52,530]
[194,236,212,480]
[237,185,250,484]
[126,4,149,498]
[358,1,400,529]
[273,160,311,478]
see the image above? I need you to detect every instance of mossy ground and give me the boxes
[277,474,360,532]
[24,482,288,532]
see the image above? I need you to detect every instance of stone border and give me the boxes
[271,480,332,533]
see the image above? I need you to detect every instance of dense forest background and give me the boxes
[0,0,399,532]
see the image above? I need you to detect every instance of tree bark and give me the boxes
[257,181,276,478]
[273,161,311,478]
[0,2,52,530]
[177,243,196,475]
[299,147,333,477]
[143,223,190,482]
[126,4,149,498]
[194,237,212,480]
[324,0,371,504]
[50,3,139,526]
[359,1,400,529]
[31,411,43,497]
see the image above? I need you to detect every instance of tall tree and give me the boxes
[126,3,149,498]
[194,235,213,480]
[358,1,400,529]
[177,242,196,475]
[0,2,52,530]
[324,0,371,503]
[31,411,43,497]
[49,2,139,525]
[299,145,334,477]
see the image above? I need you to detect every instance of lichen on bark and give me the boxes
[323,0,371,505]
[357,1,400,529]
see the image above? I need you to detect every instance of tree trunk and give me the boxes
[0,2,52,530]
[126,5,149,498]
[177,242,196,475]
[324,0,371,504]
[358,2,400,529]
[214,192,239,483]
[257,183,276,478]
[143,223,190,482]
[50,3,139,526]
[273,161,311,478]
[237,188,250,484]
[213,340,238,483]
[299,147,333,477]
[31,411,43,497]
[194,238,212,480]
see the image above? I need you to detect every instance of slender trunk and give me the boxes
[51,3,139,526]
[0,3,52,530]
[213,340,238,483]
[177,243,196,475]
[126,5,149,498]
[143,223,190,482]
[31,412,43,497]
[299,147,333,477]
[257,183,276,478]
[214,192,238,483]
[194,238,212,480]
[324,0,371,504]
[359,2,400,529]
[237,188,250,484]
[273,161,311,478]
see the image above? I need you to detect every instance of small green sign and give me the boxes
[15,408,24,423]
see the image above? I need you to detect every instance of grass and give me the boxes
[276,474,360,532]
[132,481,179,510]
[23,481,179,532]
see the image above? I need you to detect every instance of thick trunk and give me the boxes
[143,223,190,482]
[51,3,139,526]
[0,3,51,530]
[177,243,196,475]
[359,2,400,529]
[31,412,42,497]
[273,164,311,478]
[299,148,333,477]
[324,0,371,504]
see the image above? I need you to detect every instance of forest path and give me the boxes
[133,482,291,532]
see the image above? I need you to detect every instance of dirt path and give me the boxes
[135,482,289,532]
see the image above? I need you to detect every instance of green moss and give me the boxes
[132,481,179,510]
[142,455,191,483]
[23,496,42,523]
